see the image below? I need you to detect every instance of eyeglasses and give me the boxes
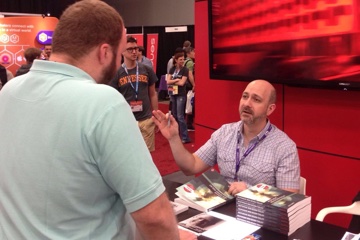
[125,47,139,53]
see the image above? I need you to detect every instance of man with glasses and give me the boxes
[110,36,158,152]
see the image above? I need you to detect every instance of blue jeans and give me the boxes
[170,95,190,142]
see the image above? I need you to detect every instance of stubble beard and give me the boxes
[99,53,117,84]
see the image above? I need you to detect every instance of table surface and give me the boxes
[163,179,348,240]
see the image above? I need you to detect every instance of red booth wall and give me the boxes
[195,0,360,229]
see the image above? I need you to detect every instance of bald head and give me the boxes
[245,79,277,105]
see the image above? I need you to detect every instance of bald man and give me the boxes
[153,80,300,195]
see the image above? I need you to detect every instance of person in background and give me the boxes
[184,47,196,131]
[43,44,52,60]
[0,64,14,90]
[0,1,195,239]
[166,51,191,144]
[153,79,300,195]
[167,47,184,74]
[183,40,191,49]
[137,45,153,68]
[109,36,159,152]
[15,47,42,76]
[166,40,190,74]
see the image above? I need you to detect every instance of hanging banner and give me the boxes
[0,17,58,75]
[146,33,158,72]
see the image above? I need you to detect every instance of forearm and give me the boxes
[132,193,180,240]
[188,71,195,87]
[149,87,158,111]
[168,137,201,175]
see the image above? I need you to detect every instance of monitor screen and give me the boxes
[209,0,360,90]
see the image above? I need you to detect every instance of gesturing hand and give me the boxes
[152,110,179,141]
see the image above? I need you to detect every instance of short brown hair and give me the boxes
[24,47,42,64]
[173,52,184,66]
[52,0,124,60]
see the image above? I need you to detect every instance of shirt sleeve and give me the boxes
[86,94,164,212]
[274,135,300,190]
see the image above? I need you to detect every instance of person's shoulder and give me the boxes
[270,124,296,145]
[215,121,240,134]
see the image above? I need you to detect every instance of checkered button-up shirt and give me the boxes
[195,121,300,189]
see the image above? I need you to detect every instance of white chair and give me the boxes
[299,176,306,195]
[315,201,360,222]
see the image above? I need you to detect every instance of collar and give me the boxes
[239,120,272,141]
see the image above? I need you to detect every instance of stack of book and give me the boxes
[235,183,311,236]
[174,169,234,212]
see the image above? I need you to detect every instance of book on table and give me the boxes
[174,169,234,212]
[235,183,311,235]
[170,200,189,215]
[178,211,261,239]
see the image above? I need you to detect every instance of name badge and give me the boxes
[130,100,143,112]
[168,85,178,95]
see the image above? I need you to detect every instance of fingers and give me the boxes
[228,182,246,196]
[152,110,166,125]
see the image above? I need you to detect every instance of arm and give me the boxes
[148,84,158,111]
[131,192,180,240]
[175,76,187,86]
[166,74,179,85]
[152,110,210,175]
[188,70,195,92]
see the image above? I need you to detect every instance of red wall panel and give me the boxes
[284,86,360,159]
[195,1,360,229]
[299,149,359,227]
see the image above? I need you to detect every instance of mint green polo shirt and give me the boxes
[0,60,165,239]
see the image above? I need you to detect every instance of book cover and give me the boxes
[170,200,189,215]
[175,169,234,212]
[178,212,226,234]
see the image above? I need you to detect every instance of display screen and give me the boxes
[209,0,360,90]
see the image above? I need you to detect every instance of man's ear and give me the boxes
[267,103,276,116]
[98,43,111,64]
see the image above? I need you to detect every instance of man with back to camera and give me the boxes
[15,47,42,76]
[0,1,196,239]
[153,79,300,195]
[109,36,158,152]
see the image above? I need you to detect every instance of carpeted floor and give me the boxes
[150,130,196,176]
[150,102,197,176]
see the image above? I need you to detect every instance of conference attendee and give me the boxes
[166,51,191,144]
[0,1,189,239]
[0,64,14,90]
[15,47,42,76]
[153,79,300,195]
[184,47,196,131]
[137,45,153,68]
[183,40,191,49]
[109,36,158,152]
[43,44,52,60]
[167,47,185,74]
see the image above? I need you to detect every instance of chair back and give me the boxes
[299,176,306,195]
[315,201,360,222]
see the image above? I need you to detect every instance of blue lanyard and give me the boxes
[123,62,139,100]
[234,124,272,180]
[172,68,180,79]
